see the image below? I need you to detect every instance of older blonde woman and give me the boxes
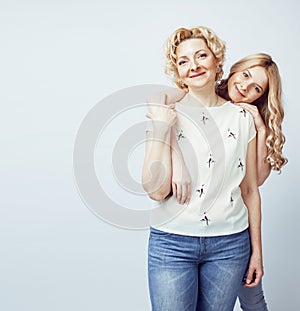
[142,26,262,311]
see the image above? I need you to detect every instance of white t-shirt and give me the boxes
[148,98,256,237]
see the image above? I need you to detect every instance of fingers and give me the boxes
[244,270,256,287]
[239,103,259,116]
[244,266,264,288]
[252,270,263,287]
[146,93,166,105]
[176,184,182,203]
[172,181,191,205]
[165,88,186,105]
[172,182,177,200]
[244,271,263,288]
[238,103,265,130]
[180,184,188,205]
[186,182,191,204]
[245,264,255,285]
[147,104,176,125]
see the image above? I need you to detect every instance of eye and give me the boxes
[254,86,261,93]
[178,60,187,66]
[243,72,249,78]
[197,53,207,59]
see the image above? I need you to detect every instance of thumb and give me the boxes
[246,268,255,285]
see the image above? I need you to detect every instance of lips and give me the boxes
[189,72,205,78]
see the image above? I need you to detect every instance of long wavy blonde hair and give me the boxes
[165,26,226,91]
[217,53,287,172]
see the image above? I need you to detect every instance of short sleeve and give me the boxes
[248,114,257,142]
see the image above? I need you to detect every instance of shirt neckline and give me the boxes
[176,100,231,109]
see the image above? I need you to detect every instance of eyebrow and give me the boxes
[247,69,264,92]
[177,49,207,60]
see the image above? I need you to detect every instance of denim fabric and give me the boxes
[238,281,268,310]
[148,227,250,311]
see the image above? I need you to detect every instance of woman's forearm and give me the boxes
[240,138,263,286]
[142,121,173,201]
[241,188,263,286]
[242,189,262,256]
[256,128,271,186]
[242,138,262,255]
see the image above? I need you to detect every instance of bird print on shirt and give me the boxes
[207,154,216,168]
[228,129,237,140]
[240,108,247,117]
[230,194,234,207]
[176,129,185,141]
[238,158,244,171]
[201,112,209,125]
[201,213,210,226]
[196,184,205,198]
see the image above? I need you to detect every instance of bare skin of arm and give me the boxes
[238,102,271,186]
[142,103,176,201]
[170,128,192,204]
[146,89,191,204]
[240,137,263,287]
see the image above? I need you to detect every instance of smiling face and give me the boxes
[176,38,218,91]
[228,66,269,103]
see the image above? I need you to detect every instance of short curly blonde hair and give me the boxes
[165,26,226,90]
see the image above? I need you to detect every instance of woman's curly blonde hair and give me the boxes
[216,53,288,172]
[165,26,226,91]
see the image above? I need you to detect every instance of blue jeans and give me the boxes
[238,281,268,310]
[148,227,250,311]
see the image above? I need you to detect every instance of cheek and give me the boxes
[228,91,235,101]
[227,81,235,97]
[177,67,186,78]
[205,59,217,70]
[229,74,241,84]
[247,91,261,102]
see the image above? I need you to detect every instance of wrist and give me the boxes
[257,126,267,134]
[250,247,262,256]
[152,120,172,132]
[172,147,184,161]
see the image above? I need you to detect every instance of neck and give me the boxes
[188,86,219,107]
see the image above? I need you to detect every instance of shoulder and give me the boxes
[226,101,240,111]
[227,102,253,118]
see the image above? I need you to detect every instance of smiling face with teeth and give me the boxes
[227,66,269,103]
[175,38,219,92]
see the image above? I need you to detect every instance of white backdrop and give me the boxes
[1,0,299,310]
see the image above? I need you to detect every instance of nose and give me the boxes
[240,82,247,91]
[191,59,200,71]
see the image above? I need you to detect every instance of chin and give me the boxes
[232,97,240,103]
[228,93,238,103]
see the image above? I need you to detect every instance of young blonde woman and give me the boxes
[142,26,263,311]
[152,53,287,310]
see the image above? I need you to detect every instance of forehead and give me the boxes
[247,66,268,88]
[176,38,209,57]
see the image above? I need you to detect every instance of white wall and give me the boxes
[1,0,299,310]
